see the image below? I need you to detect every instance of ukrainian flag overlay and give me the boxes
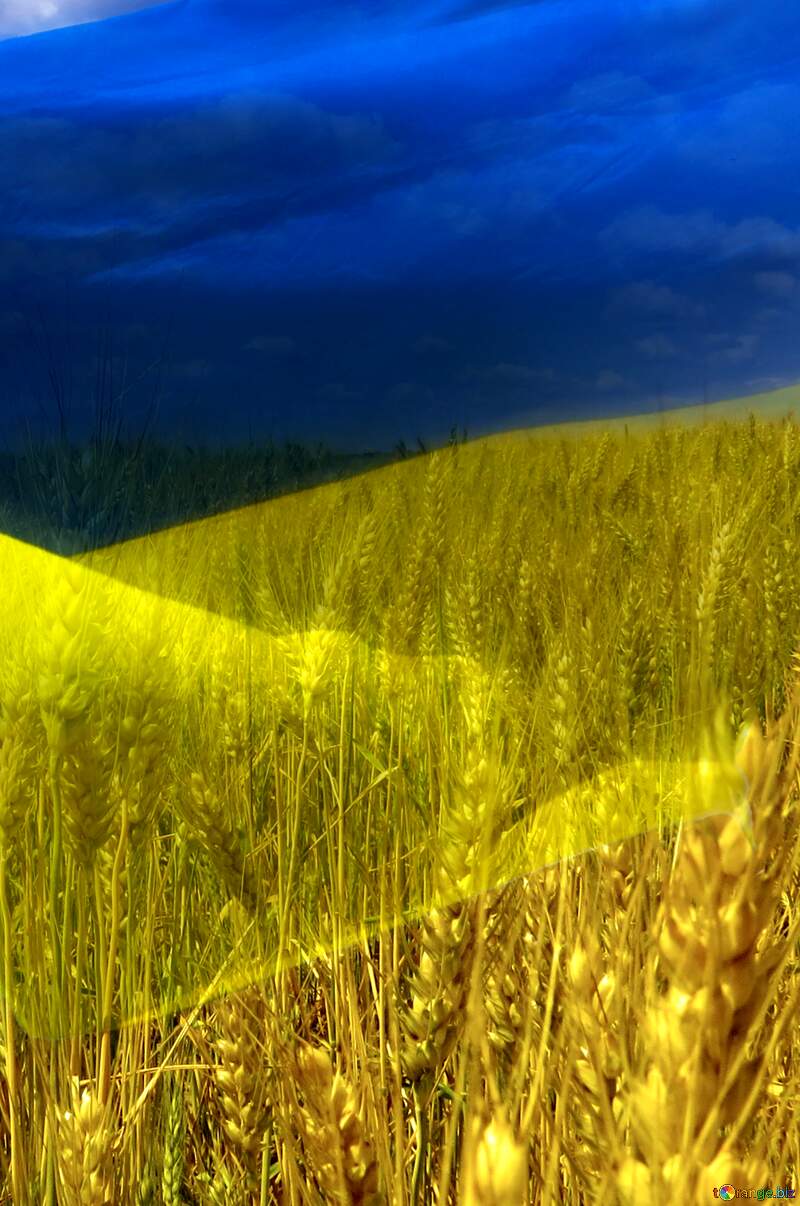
[3,0,800,1195]
[0,423,771,1040]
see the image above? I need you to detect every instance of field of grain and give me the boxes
[0,412,799,1204]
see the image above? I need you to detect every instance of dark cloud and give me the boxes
[0,0,799,447]
[172,358,211,379]
[413,335,453,354]
[635,334,680,360]
[606,280,707,320]
[436,0,548,22]
[483,362,555,385]
[595,370,627,391]
[707,333,760,365]
[244,335,298,356]
[600,207,800,266]
[754,271,797,298]
[318,382,364,402]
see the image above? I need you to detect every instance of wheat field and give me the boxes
[0,412,799,1203]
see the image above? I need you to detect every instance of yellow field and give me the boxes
[0,408,799,1203]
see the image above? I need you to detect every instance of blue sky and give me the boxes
[1,0,799,447]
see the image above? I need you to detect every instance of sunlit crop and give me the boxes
[0,413,798,1203]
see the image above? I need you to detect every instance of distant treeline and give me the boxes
[1,315,465,552]
[0,437,395,555]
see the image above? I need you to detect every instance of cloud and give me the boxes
[746,374,793,392]
[754,306,786,327]
[413,334,453,354]
[635,334,679,359]
[676,82,800,174]
[637,0,755,32]
[754,270,797,297]
[0,0,165,39]
[172,359,210,380]
[244,335,298,356]
[438,0,551,24]
[122,322,152,340]
[0,96,405,287]
[483,362,555,384]
[385,381,437,409]
[607,279,706,319]
[0,95,399,220]
[1,0,798,451]
[595,370,626,390]
[601,206,800,265]
[318,382,364,402]
[0,309,24,332]
[564,71,663,115]
[713,333,759,364]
